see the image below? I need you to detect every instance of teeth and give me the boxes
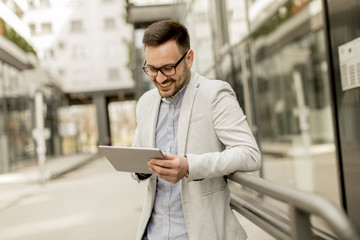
[160,82,172,87]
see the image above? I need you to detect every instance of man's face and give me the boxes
[145,40,193,98]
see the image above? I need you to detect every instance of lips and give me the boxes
[158,80,173,89]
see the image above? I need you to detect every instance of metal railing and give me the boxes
[228,172,359,240]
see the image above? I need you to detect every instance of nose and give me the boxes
[155,70,167,83]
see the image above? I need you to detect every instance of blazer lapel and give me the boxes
[178,71,200,156]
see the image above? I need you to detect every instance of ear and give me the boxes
[186,49,194,68]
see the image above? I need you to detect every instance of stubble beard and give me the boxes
[157,65,191,98]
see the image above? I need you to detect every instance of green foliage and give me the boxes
[124,0,130,23]
[252,0,312,40]
[0,18,37,56]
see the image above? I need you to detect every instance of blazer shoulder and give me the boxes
[137,88,158,107]
[197,76,234,98]
[196,74,230,88]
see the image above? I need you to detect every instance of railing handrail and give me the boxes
[228,172,359,240]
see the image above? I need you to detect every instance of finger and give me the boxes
[147,158,163,166]
[148,164,181,184]
[149,164,173,176]
[148,154,177,165]
[148,159,173,168]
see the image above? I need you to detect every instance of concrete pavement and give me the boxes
[0,153,101,211]
[0,153,100,184]
[0,153,274,239]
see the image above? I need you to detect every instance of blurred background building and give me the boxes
[0,0,64,173]
[1,0,136,173]
[1,0,359,236]
[22,0,136,153]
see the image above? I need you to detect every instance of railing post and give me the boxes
[290,206,312,240]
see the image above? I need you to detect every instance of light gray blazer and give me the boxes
[132,70,261,240]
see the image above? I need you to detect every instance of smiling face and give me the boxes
[145,40,194,98]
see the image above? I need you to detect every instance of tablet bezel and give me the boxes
[98,145,164,173]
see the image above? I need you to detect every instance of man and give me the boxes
[132,20,261,240]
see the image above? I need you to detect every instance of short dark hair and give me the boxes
[142,20,190,54]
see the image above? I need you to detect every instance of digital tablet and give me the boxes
[98,145,165,173]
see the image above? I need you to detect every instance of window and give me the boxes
[41,22,52,34]
[14,5,24,18]
[105,42,120,57]
[28,0,35,8]
[67,0,82,7]
[72,69,88,82]
[58,68,65,76]
[40,0,50,7]
[72,45,87,58]
[58,41,65,49]
[108,68,120,81]
[29,23,36,35]
[70,20,83,32]
[44,49,54,59]
[104,18,116,30]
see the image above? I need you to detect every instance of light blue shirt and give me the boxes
[146,85,189,240]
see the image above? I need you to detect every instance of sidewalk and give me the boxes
[0,153,100,211]
[0,153,100,184]
[0,153,274,239]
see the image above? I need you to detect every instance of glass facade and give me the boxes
[0,61,65,173]
[255,28,337,192]
[172,0,340,234]
[249,0,340,205]
[0,62,35,172]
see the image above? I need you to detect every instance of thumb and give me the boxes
[163,153,177,160]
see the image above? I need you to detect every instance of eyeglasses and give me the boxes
[142,51,188,77]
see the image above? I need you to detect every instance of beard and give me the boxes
[155,65,191,98]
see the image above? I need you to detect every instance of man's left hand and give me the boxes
[147,153,188,183]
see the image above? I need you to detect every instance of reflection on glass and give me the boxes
[249,0,340,234]
[0,63,36,171]
[184,0,214,75]
[226,0,248,44]
[233,1,342,235]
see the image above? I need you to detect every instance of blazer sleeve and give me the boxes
[130,92,153,182]
[186,81,261,180]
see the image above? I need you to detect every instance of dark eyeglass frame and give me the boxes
[142,50,189,77]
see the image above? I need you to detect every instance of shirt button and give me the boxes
[170,104,174,108]
[164,215,168,219]
[166,192,170,197]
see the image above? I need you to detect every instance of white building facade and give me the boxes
[21,0,136,147]
[22,0,134,93]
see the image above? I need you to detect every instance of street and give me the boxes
[0,157,146,240]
